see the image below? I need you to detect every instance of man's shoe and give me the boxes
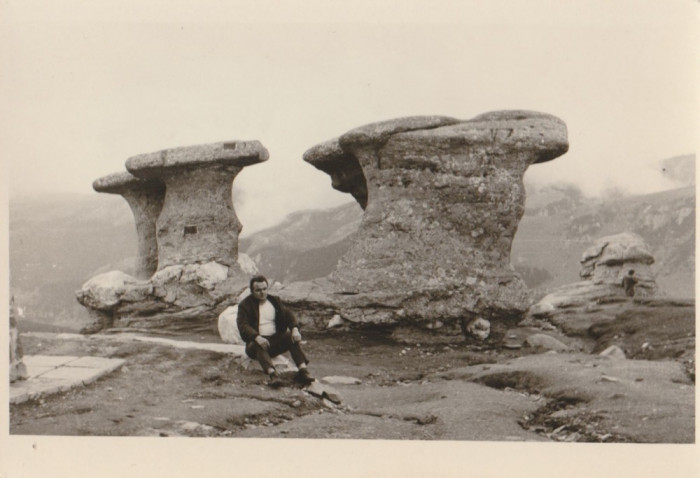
[268,372,283,388]
[294,368,314,385]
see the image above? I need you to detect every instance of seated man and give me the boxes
[236,275,314,387]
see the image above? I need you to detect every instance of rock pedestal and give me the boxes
[93,172,165,278]
[284,111,569,331]
[529,232,658,319]
[580,232,656,295]
[126,141,268,269]
[77,140,267,334]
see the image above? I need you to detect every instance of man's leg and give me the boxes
[267,331,308,367]
[245,342,275,374]
[267,331,313,384]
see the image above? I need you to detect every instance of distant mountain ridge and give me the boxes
[9,155,695,327]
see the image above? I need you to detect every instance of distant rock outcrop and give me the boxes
[530,232,658,318]
[281,111,569,332]
[77,141,267,333]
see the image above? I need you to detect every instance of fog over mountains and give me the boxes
[9,155,695,330]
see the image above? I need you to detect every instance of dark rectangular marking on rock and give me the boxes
[223,142,238,150]
[184,226,198,235]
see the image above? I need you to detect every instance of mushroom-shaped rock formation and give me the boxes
[280,111,569,331]
[126,140,268,269]
[76,140,266,335]
[529,232,658,322]
[580,232,656,293]
[93,171,165,278]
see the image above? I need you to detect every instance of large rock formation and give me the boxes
[93,172,165,278]
[77,141,267,333]
[530,232,658,319]
[280,111,569,332]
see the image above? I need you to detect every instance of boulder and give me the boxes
[600,345,627,360]
[218,305,243,344]
[525,333,570,352]
[465,318,491,341]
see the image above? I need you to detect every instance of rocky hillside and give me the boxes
[8,157,695,327]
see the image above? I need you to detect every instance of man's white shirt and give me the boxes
[258,300,276,336]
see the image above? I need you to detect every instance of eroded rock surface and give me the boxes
[77,140,266,333]
[283,111,569,332]
[530,232,658,319]
[93,172,165,278]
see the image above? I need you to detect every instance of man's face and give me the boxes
[251,281,268,302]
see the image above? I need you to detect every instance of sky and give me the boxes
[0,0,697,235]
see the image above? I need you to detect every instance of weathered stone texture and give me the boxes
[580,232,656,294]
[529,232,658,318]
[78,140,267,334]
[93,172,165,278]
[284,111,569,330]
[126,140,268,269]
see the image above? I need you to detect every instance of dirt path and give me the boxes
[10,329,694,442]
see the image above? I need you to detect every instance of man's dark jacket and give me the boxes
[236,294,299,344]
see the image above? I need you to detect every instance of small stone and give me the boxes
[321,376,362,385]
[291,400,302,408]
[525,334,570,352]
[600,375,621,383]
[599,345,626,360]
[327,315,344,329]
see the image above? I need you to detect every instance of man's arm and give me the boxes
[236,300,259,344]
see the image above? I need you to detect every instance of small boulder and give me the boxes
[218,306,243,345]
[465,318,491,341]
[525,334,570,352]
[327,315,344,329]
[600,345,626,360]
[321,375,362,385]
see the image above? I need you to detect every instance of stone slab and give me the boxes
[23,355,80,368]
[10,356,126,405]
[129,335,244,355]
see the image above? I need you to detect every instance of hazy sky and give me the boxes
[1,0,697,233]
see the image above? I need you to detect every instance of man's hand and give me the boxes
[291,327,302,343]
[255,335,270,350]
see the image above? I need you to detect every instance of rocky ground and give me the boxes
[10,297,695,443]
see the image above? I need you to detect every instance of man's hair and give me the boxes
[628,270,635,275]
[249,275,268,292]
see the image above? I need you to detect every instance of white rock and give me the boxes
[525,334,570,351]
[192,261,229,289]
[218,306,243,344]
[466,318,490,340]
[599,345,626,360]
[322,375,362,385]
[327,315,344,329]
[79,270,140,308]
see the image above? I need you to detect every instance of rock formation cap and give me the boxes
[338,115,461,149]
[93,171,163,194]
[126,140,269,179]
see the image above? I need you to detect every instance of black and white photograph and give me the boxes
[2,0,698,476]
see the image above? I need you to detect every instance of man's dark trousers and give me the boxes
[245,330,308,373]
